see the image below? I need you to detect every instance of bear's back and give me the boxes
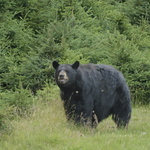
[77,63,125,89]
[78,63,120,76]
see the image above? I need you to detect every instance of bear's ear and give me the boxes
[72,61,80,69]
[52,61,59,69]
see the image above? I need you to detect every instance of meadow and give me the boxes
[0,98,149,150]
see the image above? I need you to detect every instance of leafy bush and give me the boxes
[0,0,149,108]
[0,87,34,116]
[0,87,34,131]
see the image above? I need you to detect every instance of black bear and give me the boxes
[52,61,131,128]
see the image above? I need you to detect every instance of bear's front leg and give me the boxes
[79,98,94,127]
[80,112,92,127]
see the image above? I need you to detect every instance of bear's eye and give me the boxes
[58,69,63,73]
[65,70,69,73]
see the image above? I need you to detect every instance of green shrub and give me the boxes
[36,83,60,102]
[0,87,34,131]
[0,0,149,106]
[0,87,34,116]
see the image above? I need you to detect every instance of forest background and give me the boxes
[0,0,150,131]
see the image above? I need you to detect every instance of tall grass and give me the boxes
[0,99,150,150]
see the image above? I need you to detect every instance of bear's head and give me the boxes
[52,61,80,88]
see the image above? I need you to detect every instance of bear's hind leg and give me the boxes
[112,83,131,128]
[112,104,131,129]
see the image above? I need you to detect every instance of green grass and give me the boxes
[0,100,150,150]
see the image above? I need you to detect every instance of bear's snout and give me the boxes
[58,70,68,84]
[59,74,64,79]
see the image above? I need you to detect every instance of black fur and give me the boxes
[52,61,131,128]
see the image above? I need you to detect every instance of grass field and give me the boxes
[0,99,150,150]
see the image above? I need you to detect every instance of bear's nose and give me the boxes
[59,74,64,79]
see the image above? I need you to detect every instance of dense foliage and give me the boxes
[0,0,150,128]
